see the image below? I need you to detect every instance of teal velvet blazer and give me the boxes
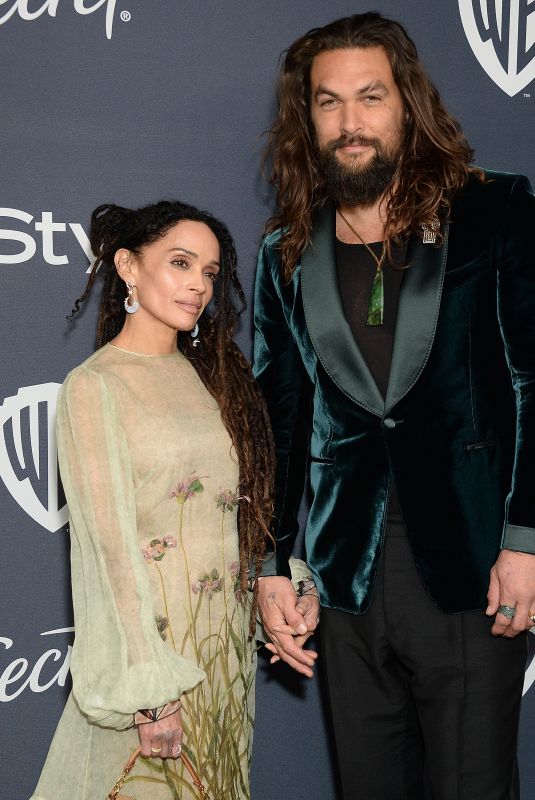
[252,170,535,615]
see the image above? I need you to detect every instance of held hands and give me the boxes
[487,549,535,636]
[137,707,183,759]
[257,576,320,678]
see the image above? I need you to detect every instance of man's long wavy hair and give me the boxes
[70,201,275,635]
[265,12,482,281]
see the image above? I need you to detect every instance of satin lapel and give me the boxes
[301,204,384,417]
[384,223,450,414]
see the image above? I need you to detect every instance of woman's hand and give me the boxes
[137,707,183,758]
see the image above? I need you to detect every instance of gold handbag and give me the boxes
[107,746,210,799]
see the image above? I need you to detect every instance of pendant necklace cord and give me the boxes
[337,208,386,326]
[337,208,387,271]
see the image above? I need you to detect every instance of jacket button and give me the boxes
[383,417,397,429]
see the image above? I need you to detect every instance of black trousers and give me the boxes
[320,525,527,800]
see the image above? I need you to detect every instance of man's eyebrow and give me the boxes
[314,79,389,100]
[356,80,388,95]
[313,85,340,100]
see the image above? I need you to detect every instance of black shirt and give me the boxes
[335,238,407,523]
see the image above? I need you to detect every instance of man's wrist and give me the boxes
[501,522,535,554]
[249,574,288,589]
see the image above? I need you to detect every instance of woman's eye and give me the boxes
[171,259,188,268]
[204,271,218,283]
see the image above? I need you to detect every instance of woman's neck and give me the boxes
[112,315,178,355]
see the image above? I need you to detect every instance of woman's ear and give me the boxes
[114,248,135,283]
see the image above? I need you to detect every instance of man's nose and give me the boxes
[340,103,364,136]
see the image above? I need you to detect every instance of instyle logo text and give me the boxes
[0,208,92,268]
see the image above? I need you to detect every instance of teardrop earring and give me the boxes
[190,323,200,348]
[124,281,139,314]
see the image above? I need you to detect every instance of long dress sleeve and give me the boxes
[57,365,205,730]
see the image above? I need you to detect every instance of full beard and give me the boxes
[317,134,402,207]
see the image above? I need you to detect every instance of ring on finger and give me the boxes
[172,743,182,756]
[498,604,516,619]
[151,746,162,754]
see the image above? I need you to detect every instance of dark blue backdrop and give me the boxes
[1,2,534,798]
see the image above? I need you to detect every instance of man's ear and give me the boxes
[114,248,135,283]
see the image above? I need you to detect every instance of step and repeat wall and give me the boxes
[1,2,534,798]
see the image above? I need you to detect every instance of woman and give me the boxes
[31,201,313,800]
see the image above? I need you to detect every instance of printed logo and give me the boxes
[0,383,67,532]
[459,0,535,96]
[0,627,73,701]
[0,208,93,269]
[524,629,535,695]
[0,0,121,40]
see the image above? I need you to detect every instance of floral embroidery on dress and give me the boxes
[215,487,248,512]
[135,476,254,799]
[230,560,240,579]
[191,568,223,597]
[141,535,177,562]
[215,489,248,602]
[169,472,206,503]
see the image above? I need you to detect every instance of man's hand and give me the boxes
[487,549,535,636]
[257,576,319,677]
[138,707,183,758]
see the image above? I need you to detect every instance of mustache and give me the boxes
[327,134,381,150]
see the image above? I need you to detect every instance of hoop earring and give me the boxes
[124,281,139,314]
[191,322,200,348]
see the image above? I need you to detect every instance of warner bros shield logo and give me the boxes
[459,0,535,96]
[0,384,67,532]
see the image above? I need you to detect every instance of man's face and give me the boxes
[310,46,406,206]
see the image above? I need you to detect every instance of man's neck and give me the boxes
[336,197,387,244]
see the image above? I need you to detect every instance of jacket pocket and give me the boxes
[309,455,336,464]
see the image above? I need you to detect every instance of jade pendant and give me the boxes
[367,266,384,326]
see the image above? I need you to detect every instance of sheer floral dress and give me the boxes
[32,343,308,800]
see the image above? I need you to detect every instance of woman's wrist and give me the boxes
[134,699,181,726]
[296,577,318,598]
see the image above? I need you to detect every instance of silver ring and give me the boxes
[151,746,162,754]
[172,743,182,756]
[498,604,516,619]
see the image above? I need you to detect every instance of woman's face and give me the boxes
[120,220,220,334]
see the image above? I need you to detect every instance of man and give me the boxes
[252,12,535,800]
